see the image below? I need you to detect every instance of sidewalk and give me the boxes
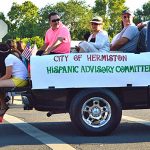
[7,95,24,109]
[10,95,23,105]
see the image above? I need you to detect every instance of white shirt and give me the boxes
[88,30,110,52]
[5,54,28,80]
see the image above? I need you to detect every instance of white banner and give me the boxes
[30,52,150,89]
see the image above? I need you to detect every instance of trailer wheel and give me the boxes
[69,89,122,136]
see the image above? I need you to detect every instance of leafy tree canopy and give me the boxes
[134,1,150,24]
[93,0,127,38]
[39,0,93,40]
[7,1,40,38]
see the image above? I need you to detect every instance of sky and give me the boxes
[0,0,149,17]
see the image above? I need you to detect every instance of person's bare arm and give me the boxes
[110,37,129,51]
[43,37,65,54]
[137,21,148,29]
[0,66,12,80]
[40,43,48,51]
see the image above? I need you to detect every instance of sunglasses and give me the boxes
[123,16,130,19]
[51,18,60,22]
[91,23,101,25]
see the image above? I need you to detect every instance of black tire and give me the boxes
[69,88,122,136]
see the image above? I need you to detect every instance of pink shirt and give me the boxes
[45,22,71,54]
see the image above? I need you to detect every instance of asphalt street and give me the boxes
[0,96,150,150]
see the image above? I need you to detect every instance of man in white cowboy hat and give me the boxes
[110,9,139,53]
[77,16,110,53]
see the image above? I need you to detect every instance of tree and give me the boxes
[39,0,93,40]
[7,1,40,39]
[134,1,150,24]
[93,0,127,39]
[38,4,55,38]
[0,12,5,21]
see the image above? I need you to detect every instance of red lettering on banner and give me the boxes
[74,55,82,61]
[54,55,69,62]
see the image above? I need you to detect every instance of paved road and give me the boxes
[0,97,150,150]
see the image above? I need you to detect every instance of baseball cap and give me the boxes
[122,9,134,16]
[90,16,103,24]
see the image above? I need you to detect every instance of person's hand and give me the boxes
[42,51,49,55]
[75,46,80,52]
[137,22,146,30]
[57,37,65,42]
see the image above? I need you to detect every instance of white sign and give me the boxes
[30,52,150,89]
[0,19,8,42]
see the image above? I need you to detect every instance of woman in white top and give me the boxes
[78,16,110,53]
[0,43,28,115]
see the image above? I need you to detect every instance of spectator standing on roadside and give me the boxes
[16,41,25,54]
[6,39,22,59]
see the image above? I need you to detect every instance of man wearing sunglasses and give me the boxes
[37,12,71,55]
[110,9,139,53]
